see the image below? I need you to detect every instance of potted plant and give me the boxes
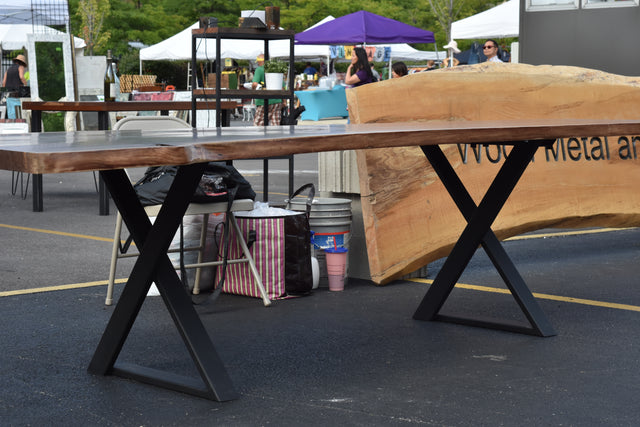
[263,58,288,90]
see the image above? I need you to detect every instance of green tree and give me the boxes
[66,0,503,83]
[104,0,187,54]
[395,0,502,51]
[161,0,241,26]
[76,0,111,55]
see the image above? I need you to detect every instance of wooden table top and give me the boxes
[2,119,640,174]
[21,100,240,112]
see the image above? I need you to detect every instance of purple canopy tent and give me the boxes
[295,10,435,45]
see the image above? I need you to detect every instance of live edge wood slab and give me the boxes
[2,120,639,174]
[346,63,640,284]
[2,102,640,286]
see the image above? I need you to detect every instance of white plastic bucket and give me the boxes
[265,73,284,90]
[288,197,352,287]
[288,197,352,250]
[288,197,351,212]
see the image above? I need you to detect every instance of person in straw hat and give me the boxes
[3,54,28,95]
[442,40,460,68]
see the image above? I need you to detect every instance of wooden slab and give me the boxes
[346,63,640,284]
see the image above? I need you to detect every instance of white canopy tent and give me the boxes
[140,22,268,63]
[451,0,519,40]
[0,24,85,51]
[139,20,340,67]
[269,16,336,61]
[0,0,69,26]
[0,2,84,101]
[140,17,441,69]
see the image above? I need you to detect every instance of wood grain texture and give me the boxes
[4,120,640,174]
[347,63,640,284]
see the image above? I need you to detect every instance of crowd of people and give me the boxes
[341,38,508,84]
[242,38,509,126]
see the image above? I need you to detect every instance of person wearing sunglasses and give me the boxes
[483,40,503,63]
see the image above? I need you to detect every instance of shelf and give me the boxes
[192,27,295,39]
[191,26,295,128]
[193,89,290,98]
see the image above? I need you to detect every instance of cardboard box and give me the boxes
[206,72,238,89]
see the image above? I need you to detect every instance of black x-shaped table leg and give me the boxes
[88,164,238,401]
[413,141,557,337]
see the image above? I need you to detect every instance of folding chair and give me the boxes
[242,99,256,121]
[106,116,270,306]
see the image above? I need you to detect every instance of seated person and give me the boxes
[442,56,459,68]
[303,62,317,76]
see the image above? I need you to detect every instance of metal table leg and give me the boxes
[32,173,43,212]
[262,155,294,202]
[98,111,111,215]
[88,165,238,401]
[413,141,557,337]
[28,110,110,215]
[30,111,44,212]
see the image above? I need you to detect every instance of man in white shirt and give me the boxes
[483,40,503,63]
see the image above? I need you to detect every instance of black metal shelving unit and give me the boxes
[190,26,296,201]
[190,26,295,128]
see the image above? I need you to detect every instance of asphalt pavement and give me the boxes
[1,131,639,426]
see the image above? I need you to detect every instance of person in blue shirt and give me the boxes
[303,62,317,76]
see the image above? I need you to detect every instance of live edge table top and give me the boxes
[2,119,640,174]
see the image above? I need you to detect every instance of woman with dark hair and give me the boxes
[391,61,408,78]
[345,47,376,87]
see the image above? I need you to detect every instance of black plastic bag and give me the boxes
[133,162,255,206]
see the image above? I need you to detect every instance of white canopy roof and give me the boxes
[451,0,519,40]
[0,24,85,50]
[141,18,441,63]
[140,21,341,62]
[0,0,69,26]
[270,39,442,62]
[140,22,267,61]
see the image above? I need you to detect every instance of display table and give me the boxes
[2,119,640,401]
[21,100,239,215]
[295,85,348,121]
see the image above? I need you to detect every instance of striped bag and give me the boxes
[222,211,313,300]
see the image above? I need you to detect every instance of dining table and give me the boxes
[2,118,640,402]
